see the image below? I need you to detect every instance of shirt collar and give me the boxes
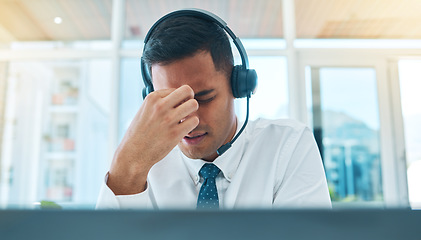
[180,119,246,185]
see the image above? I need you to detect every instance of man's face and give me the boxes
[151,51,236,161]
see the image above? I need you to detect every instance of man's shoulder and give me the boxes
[241,118,314,163]
[246,118,308,136]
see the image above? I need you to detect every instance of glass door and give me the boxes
[307,67,383,204]
[298,53,409,208]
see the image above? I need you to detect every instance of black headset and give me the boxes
[140,8,258,156]
[141,8,257,100]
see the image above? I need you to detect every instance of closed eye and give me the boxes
[196,96,215,104]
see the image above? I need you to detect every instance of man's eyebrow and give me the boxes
[194,89,214,98]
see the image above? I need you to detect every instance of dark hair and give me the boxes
[142,15,234,80]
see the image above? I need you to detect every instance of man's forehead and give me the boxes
[154,77,215,90]
[150,51,226,92]
[152,71,221,94]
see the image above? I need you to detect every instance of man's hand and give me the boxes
[107,85,199,195]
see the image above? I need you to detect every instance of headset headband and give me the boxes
[143,8,249,69]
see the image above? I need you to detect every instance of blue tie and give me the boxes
[197,163,221,209]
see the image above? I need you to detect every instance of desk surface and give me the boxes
[1,209,420,240]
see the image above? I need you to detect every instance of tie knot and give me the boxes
[199,163,220,180]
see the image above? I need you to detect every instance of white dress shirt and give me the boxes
[96,118,332,209]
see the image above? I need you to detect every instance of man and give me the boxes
[96,10,331,209]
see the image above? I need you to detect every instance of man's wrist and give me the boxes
[107,169,148,195]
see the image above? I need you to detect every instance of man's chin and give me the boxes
[178,143,217,161]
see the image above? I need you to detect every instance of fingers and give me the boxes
[144,88,175,101]
[163,85,195,108]
[143,85,198,132]
[174,98,198,122]
[178,115,200,135]
[147,85,194,105]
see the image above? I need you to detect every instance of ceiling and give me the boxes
[124,0,283,39]
[0,0,420,42]
[296,0,421,39]
[0,0,112,41]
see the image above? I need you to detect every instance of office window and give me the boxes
[235,56,288,122]
[398,59,421,209]
[307,67,383,204]
[118,58,143,142]
[0,59,111,208]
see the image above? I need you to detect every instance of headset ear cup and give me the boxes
[230,66,240,98]
[142,85,154,99]
[141,57,155,99]
[142,87,148,99]
[231,65,257,98]
[246,68,258,96]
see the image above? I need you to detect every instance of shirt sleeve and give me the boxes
[273,127,332,209]
[95,172,153,209]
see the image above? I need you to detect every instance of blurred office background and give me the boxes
[0,0,420,210]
